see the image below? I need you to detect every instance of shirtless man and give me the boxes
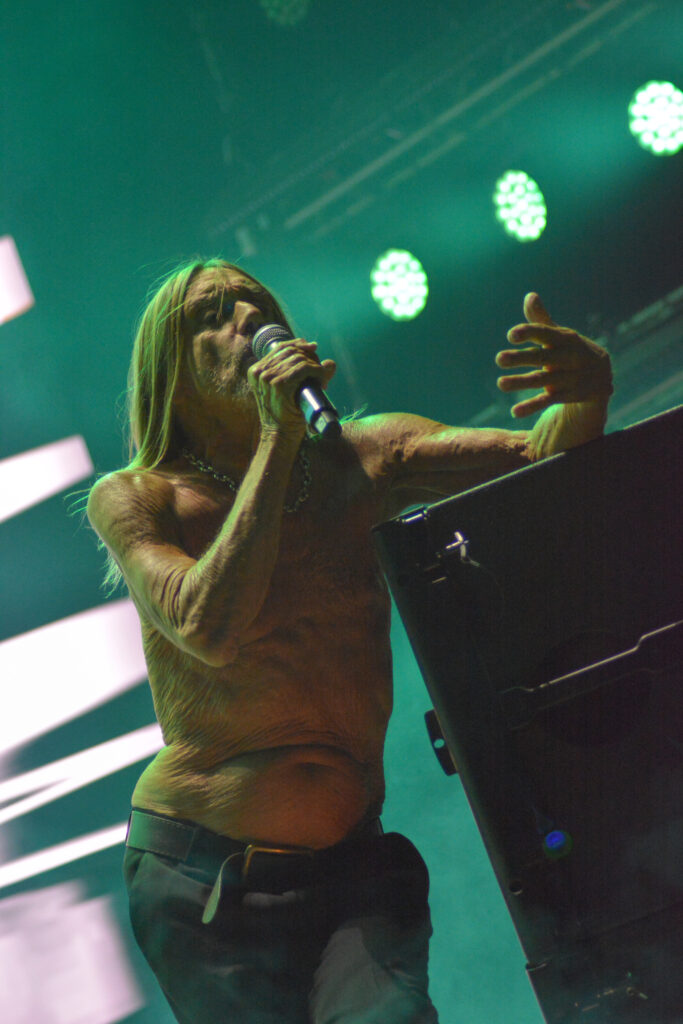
[87,259,612,1023]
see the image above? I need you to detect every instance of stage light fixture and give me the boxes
[370,249,429,321]
[493,171,547,242]
[629,81,683,156]
[259,0,310,26]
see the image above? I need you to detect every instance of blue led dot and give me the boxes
[543,829,573,859]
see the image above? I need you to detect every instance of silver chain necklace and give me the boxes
[181,443,312,513]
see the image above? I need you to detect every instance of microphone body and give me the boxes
[252,324,341,438]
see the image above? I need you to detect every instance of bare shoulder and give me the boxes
[339,415,398,485]
[87,467,179,551]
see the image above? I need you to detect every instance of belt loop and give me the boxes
[201,852,243,925]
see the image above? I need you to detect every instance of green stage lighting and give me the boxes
[493,170,547,242]
[370,250,429,321]
[629,81,683,156]
[259,0,310,26]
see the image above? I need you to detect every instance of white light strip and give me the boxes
[0,435,93,523]
[0,235,34,325]
[0,823,128,892]
[0,600,147,754]
[0,724,163,824]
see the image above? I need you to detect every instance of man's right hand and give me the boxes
[247,339,336,437]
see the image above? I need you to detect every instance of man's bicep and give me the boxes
[358,412,530,469]
[87,472,198,644]
[356,413,532,516]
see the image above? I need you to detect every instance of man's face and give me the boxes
[179,267,281,409]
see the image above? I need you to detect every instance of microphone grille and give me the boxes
[252,323,293,359]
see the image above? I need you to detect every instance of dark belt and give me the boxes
[126,808,383,923]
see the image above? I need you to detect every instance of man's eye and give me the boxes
[205,301,235,323]
[203,301,235,325]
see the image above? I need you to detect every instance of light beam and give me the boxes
[0,436,93,523]
[0,600,147,754]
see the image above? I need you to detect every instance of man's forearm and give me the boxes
[173,431,302,664]
[526,394,610,461]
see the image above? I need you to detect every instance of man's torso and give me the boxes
[129,429,396,848]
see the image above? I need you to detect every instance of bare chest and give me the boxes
[175,440,390,635]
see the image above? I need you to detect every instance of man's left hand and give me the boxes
[495,293,612,419]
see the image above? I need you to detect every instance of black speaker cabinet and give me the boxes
[372,406,683,1023]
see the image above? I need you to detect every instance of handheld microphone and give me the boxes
[252,324,341,438]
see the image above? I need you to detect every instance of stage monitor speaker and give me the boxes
[372,406,683,1023]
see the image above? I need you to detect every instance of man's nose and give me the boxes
[234,301,262,336]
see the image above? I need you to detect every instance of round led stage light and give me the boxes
[370,250,429,321]
[493,171,547,242]
[629,81,683,156]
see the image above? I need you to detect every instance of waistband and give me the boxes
[126,808,384,919]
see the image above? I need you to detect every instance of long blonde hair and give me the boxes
[98,258,291,591]
[126,258,291,470]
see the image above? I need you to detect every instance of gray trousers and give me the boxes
[123,825,439,1023]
